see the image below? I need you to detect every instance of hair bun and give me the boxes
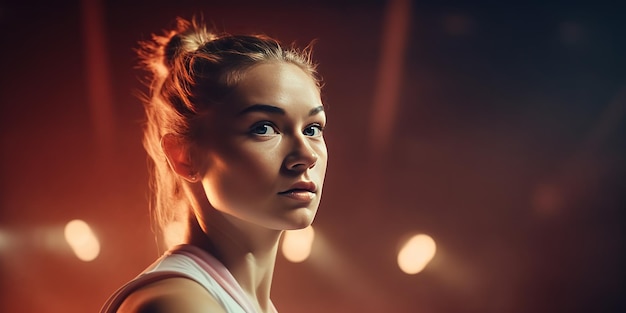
[163,18,217,69]
[164,33,184,68]
[137,17,217,77]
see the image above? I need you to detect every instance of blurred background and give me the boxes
[1,0,624,312]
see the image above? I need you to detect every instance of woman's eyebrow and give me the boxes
[238,104,285,116]
[238,104,325,117]
[309,106,324,116]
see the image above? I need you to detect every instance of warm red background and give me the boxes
[1,1,624,312]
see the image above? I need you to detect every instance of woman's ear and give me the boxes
[161,134,199,182]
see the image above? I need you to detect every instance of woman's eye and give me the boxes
[303,124,324,137]
[250,122,278,136]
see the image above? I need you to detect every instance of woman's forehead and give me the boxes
[238,62,317,92]
[223,62,322,114]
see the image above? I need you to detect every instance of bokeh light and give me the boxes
[281,225,315,263]
[64,219,100,262]
[163,220,186,250]
[397,234,437,275]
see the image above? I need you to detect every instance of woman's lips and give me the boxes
[280,181,317,194]
[278,189,316,201]
[278,181,317,202]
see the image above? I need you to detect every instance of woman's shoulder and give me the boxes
[116,277,227,313]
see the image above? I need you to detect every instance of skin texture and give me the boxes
[121,62,327,313]
[198,61,327,232]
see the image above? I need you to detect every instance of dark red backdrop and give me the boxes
[0,1,624,312]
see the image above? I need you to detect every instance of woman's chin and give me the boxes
[276,208,317,231]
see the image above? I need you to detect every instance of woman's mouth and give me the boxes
[278,189,316,201]
[278,181,317,202]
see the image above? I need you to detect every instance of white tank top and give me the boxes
[100,244,277,313]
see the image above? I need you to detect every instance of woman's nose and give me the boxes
[284,137,318,172]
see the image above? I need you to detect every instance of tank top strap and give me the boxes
[170,244,261,313]
[99,245,278,313]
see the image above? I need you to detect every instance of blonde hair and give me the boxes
[137,17,320,247]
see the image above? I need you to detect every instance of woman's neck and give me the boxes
[185,212,282,313]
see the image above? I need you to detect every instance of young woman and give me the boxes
[100,18,328,313]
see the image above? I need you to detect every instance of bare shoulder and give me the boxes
[117,277,226,313]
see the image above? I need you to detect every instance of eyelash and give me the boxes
[249,121,279,136]
[303,124,324,137]
[248,122,325,137]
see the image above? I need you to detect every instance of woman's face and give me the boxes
[198,62,327,231]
